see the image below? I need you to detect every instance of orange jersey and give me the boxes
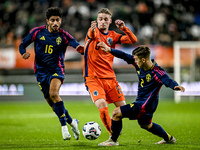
[83,26,137,78]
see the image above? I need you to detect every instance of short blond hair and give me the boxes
[98,8,112,16]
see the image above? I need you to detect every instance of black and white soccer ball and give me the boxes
[82,121,101,140]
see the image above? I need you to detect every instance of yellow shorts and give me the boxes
[85,77,125,104]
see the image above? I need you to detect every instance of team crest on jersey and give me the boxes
[146,73,151,82]
[93,91,99,96]
[56,37,62,45]
[107,37,113,46]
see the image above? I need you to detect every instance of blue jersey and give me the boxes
[110,48,178,113]
[19,25,80,77]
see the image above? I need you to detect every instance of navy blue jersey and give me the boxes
[19,25,80,77]
[110,48,178,113]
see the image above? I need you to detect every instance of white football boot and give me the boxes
[61,125,71,140]
[98,137,119,146]
[155,136,176,144]
[71,119,80,140]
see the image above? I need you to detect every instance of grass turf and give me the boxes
[0,99,200,150]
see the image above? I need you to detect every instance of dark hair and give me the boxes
[98,8,112,16]
[46,7,62,19]
[132,45,151,59]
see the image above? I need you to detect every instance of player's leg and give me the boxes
[50,78,80,140]
[86,78,112,135]
[138,117,175,144]
[104,79,126,135]
[49,78,67,126]
[49,78,71,140]
[98,107,122,146]
[98,102,140,146]
[94,98,112,135]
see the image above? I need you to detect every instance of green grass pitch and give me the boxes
[0,99,200,150]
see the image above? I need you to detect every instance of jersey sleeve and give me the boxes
[62,30,80,49]
[68,37,80,49]
[110,48,135,64]
[19,29,37,55]
[154,70,179,90]
[87,28,96,39]
[119,26,137,44]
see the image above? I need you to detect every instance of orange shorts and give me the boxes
[85,77,125,104]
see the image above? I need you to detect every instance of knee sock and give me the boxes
[65,109,72,125]
[99,107,112,134]
[53,101,67,126]
[147,122,171,141]
[111,119,122,142]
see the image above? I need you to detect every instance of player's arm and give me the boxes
[158,72,185,92]
[115,20,137,44]
[87,21,97,39]
[19,32,33,60]
[97,42,134,64]
[67,35,84,54]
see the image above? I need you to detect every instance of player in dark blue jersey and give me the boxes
[19,7,84,141]
[97,42,185,146]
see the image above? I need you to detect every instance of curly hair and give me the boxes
[46,7,62,19]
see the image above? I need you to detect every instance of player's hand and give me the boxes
[97,42,111,52]
[76,45,84,55]
[115,19,125,29]
[174,86,185,92]
[91,21,97,32]
[22,52,31,60]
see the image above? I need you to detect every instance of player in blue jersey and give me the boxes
[97,42,185,146]
[19,7,84,141]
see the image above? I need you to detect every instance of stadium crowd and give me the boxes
[0,0,200,48]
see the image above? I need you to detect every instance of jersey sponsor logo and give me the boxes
[52,73,58,76]
[93,90,99,96]
[40,36,45,40]
[56,37,62,45]
[146,74,151,82]
[107,37,113,46]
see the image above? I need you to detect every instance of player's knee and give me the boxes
[49,90,59,99]
[140,123,152,130]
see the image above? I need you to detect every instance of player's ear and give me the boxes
[109,18,112,24]
[142,58,145,63]
[46,19,49,25]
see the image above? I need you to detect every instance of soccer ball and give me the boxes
[82,121,101,140]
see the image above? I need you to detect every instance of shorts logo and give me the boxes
[93,91,99,96]
[107,37,113,46]
[52,73,58,76]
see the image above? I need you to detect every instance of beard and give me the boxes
[50,25,59,33]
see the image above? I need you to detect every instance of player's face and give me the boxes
[47,16,62,33]
[134,55,144,68]
[97,13,112,32]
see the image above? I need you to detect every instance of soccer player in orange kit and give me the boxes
[83,8,137,136]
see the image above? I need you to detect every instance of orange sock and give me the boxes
[99,107,112,135]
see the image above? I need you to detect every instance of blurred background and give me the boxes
[0,0,200,101]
